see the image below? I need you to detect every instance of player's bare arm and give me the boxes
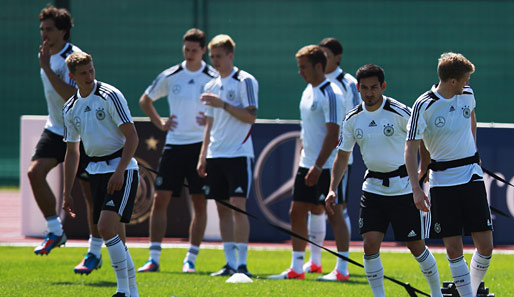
[39,41,77,101]
[107,122,138,195]
[62,141,80,218]
[197,116,213,177]
[325,149,350,215]
[139,94,177,131]
[201,92,257,124]
[405,139,430,212]
[419,140,431,182]
[305,123,339,187]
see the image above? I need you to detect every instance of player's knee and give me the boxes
[27,163,45,182]
[152,193,171,210]
[97,222,116,240]
[477,244,493,257]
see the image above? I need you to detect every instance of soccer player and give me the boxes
[31,5,103,274]
[137,28,217,274]
[298,37,359,280]
[326,64,442,297]
[405,52,493,297]
[62,52,139,297]
[269,45,347,281]
[197,34,258,277]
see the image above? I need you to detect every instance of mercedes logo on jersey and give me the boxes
[462,106,471,118]
[435,116,446,127]
[383,124,394,136]
[355,128,364,139]
[253,130,301,229]
[172,84,181,94]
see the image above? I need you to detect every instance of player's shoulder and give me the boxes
[63,93,79,114]
[383,97,411,118]
[413,88,440,111]
[95,81,124,101]
[462,85,474,95]
[161,64,184,78]
[319,80,341,96]
[345,103,364,121]
[232,68,256,83]
[343,72,358,85]
[202,64,218,79]
[60,43,81,59]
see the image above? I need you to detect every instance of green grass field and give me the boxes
[0,246,512,296]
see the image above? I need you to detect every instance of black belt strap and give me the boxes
[365,164,408,187]
[87,148,123,165]
[428,152,480,171]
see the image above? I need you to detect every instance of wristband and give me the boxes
[314,164,322,172]
[223,102,228,110]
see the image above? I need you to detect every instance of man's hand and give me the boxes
[197,157,207,178]
[196,112,206,126]
[201,93,224,108]
[107,170,124,195]
[162,115,178,131]
[62,194,76,218]
[39,40,51,70]
[412,186,430,212]
[305,165,321,187]
[325,191,338,215]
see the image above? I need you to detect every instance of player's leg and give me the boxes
[470,231,493,296]
[30,130,68,255]
[231,196,251,276]
[406,240,442,297]
[305,209,325,273]
[362,231,385,297]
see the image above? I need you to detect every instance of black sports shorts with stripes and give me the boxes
[89,169,139,224]
[32,129,89,180]
[205,157,252,200]
[359,191,426,242]
[429,175,493,239]
[154,142,205,196]
[292,167,343,205]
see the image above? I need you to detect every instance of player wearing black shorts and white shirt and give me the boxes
[327,64,442,297]
[269,45,348,282]
[406,53,493,297]
[62,52,139,297]
[197,35,258,278]
[137,28,217,274]
[31,6,104,275]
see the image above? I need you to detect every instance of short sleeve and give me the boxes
[145,72,169,101]
[107,90,134,127]
[322,87,340,124]
[63,107,80,143]
[240,77,259,108]
[338,118,356,152]
[407,101,427,140]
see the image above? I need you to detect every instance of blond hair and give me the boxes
[208,34,235,53]
[295,45,327,71]
[65,52,92,74]
[438,52,475,82]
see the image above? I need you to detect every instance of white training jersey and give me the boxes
[63,80,138,174]
[326,67,360,165]
[407,85,482,187]
[339,96,412,196]
[339,67,361,108]
[204,67,258,158]
[299,79,344,169]
[40,42,80,136]
[145,60,218,145]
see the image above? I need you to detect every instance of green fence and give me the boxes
[2,0,513,184]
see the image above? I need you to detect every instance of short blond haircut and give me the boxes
[65,52,92,74]
[438,52,475,82]
[208,34,235,53]
[295,45,327,71]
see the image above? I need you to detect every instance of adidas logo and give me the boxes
[407,230,417,237]
[234,186,244,194]
[369,120,377,127]
[449,106,455,112]
[106,200,115,207]
[188,79,195,84]
[319,194,326,201]
[85,106,91,112]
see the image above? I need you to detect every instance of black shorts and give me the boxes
[359,191,427,242]
[429,177,493,239]
[205,157,252,200]
[89,169,139,224]
[293,167,342,205]
[32,129,89,180]
[154,142,205,195]
[339,165,351,204]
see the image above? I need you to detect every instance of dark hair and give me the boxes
[184,28,206,48]
[319,37,343,56]
[356,64,385,84]
[39,5,73,41]
[296,45,327,72]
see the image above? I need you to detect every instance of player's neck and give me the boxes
[434,82,456,99]
[78,85,95,98]
[49,40,67,55]
[310,74,326,87]
[219,65,234,78]
[185,60,203,72]
[325,64,337,74]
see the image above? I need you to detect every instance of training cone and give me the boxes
[226,273,253,283]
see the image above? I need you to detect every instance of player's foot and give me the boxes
[74,252,102,275]
[268,268,305,280]
[137,259,160,272]
[317,269,350,282]
[236,264,253,278]
[112,292,128,297]
[182,261,196,273]
[34,232,67,255]
[303,261,322,273]
[210,264,236,276]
